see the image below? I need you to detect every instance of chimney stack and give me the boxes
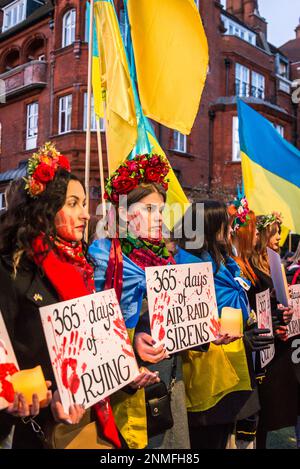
[227,0,267,38]
[296,18,300,39]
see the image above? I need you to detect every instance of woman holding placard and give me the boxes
[89,153,191,449]
[249,213,299,448]
[175,201,273,449]
[0,143,120,448]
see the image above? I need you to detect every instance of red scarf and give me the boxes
[32,234,121,448]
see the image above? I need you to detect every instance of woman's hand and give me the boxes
[278,304,293,325]
[274,325,289,342]
[129,367,160,390]
[213,334,242,346]
[6,380,52,418]
[51,390,85,425]
[134,333,169,364]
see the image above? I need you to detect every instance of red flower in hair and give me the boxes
[112,175,138,194]
[34,163,56,183]
[29,178,46,196]
[145,166,165,183]
[58,155,71,172]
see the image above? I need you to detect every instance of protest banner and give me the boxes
[146,263,220,354]
[288,284,300,338]
[0,311,19,410]
[40,289,139,413]
[256,289,275,367]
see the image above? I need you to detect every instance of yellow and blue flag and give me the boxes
[126,0,209,135]
[238,99,300,233]
[92,0,137,173]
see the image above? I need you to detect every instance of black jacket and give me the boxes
[0,254,59,448]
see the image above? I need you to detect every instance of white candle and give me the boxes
[220,307,242,336]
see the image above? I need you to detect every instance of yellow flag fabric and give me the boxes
[238,100,300,234]
[183,313,252,413]
[147,132,190,229]
[94,0,137,173]
[127,0,209,135]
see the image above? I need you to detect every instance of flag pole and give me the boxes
[96,116,107,217]
[85,0,94,235]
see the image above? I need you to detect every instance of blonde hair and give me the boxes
[251,220,280,276]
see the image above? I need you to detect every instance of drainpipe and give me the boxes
[224,58,231,96]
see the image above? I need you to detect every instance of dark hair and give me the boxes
[126,182,167,207]
[0,169,88,268]
[177,200,231,270]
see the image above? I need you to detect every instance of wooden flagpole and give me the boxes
[85,0,95,230]
[96,116,107,217]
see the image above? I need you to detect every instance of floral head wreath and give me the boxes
[256,212,283,232]
[104,153,170,204]
[24,142,71,198]
[229,195,250,232]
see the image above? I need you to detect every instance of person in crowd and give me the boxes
[0,143,120,448]
[89,154,191,449]
[250,212,298,448]
[175,201,273,449]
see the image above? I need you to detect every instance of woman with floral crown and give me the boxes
[89,153,191,449]
[0,143,120,449]
[249,212,298,448]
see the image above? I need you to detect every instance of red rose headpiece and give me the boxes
[25,142,71,198]
[104,154,170,204]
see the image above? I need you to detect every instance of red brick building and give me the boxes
[0,0,298,211]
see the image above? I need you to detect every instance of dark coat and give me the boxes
[249,264,300,434]
[0,255,59,448]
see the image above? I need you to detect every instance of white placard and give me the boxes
[288,285,300,338]
[146,263,220,354]
[256,289,275,368]
[40,289,139,413]
[0,311,19,410]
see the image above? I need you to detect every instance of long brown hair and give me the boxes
[251,220,281,276]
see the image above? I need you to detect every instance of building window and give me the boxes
[278,59,289,79]
[0,193,6,211]
[232,116,241,162]
[2,0,26,32]
[59,95,72,134]
[62,9,76,48]
[221,15,256,46]
[274,124,284,138]
[26,102,38,151]
[251,71,265,99]
[84,93,105,131]
[235,63,250,97]
[173,131,187,153]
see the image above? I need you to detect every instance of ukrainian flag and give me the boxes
[238,99,300,233]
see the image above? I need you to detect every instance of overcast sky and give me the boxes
[220,0,299,47]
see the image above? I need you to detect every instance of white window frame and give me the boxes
[2,0,26,32]
[221,15,256,46]
[58,95,72,134]
[0,193,6,211]
[235,63,250,97]
[62,9,76,48]
[83,93,105,132]
[232,116,241,162]
[173,131,187,153]
[26,102,38,151]
[251,71,265,99]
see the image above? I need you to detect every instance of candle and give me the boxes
[10,366,48,403]
[220,307,242,336]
